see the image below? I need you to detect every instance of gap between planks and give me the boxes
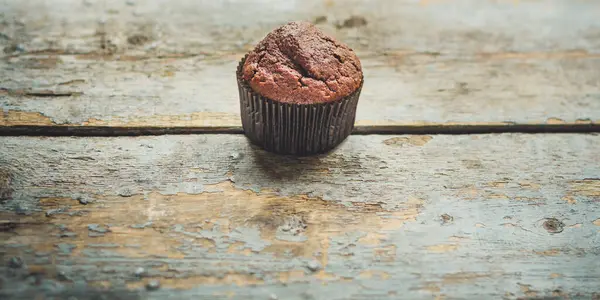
[0,124,599,136]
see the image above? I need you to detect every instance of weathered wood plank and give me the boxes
[1,0,600,130]
[1,134,599,299]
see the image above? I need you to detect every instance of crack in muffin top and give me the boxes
[241,21,363,104]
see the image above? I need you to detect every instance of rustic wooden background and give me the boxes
[1,0,599,132]
[1,0,599,299]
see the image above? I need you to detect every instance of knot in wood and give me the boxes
[543,218,565,234]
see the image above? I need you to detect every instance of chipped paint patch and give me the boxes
[426,244,458,253]
[419,282,441,293]
[0,111,55,126]
[454,180,549,202]
[277,270,306,283]
[518,181,541,190]
[562,196,577,204]
[562,179,600,204]
[457,185,478,200]
[357,232,387,246]
[383,135,432,146]
[442,272,490,284]
[482,181,508,188]
[456,185,509,201]
[518,283,539,297]
[373,245,397,262]
[448,236,470,242]
[359,270,391,280]
[534,249,561,256]
[513,197,543,202]
[546,117,566,124]
[487,193,509,200]
[569,179,600,197]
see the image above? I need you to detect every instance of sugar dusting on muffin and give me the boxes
[242,21,362,104]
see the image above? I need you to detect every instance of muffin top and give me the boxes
[241,21,362,104]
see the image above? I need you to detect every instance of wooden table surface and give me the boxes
[1,0,599,299]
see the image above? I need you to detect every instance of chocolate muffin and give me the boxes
[237,21,363,155]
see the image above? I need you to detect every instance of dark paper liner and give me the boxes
[237,55,362,155]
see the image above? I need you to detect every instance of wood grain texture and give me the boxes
[1,0,600,130]
[1,134,599,299]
